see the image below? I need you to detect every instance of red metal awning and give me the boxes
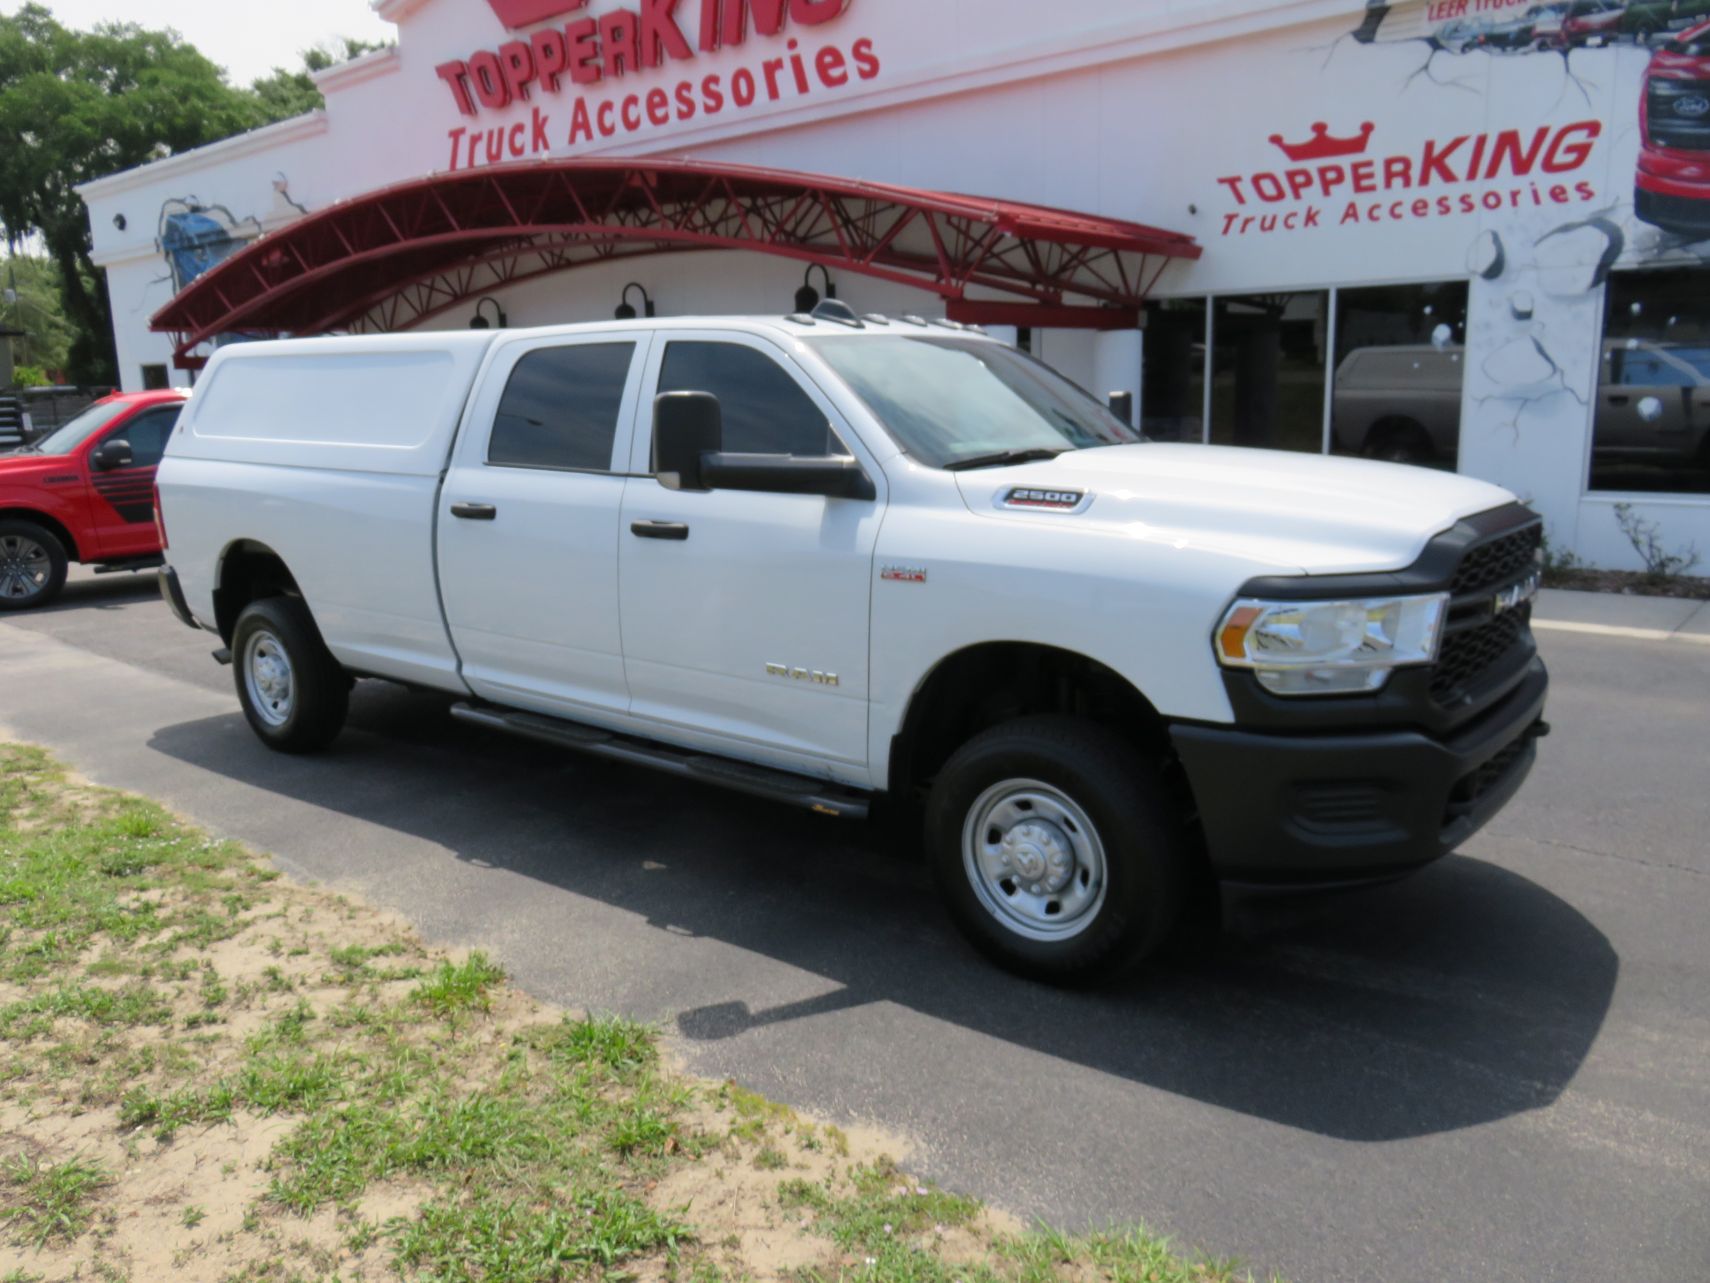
[151,157,1201,368]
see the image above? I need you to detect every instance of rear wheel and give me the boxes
[232,596,348,753]
[0,520,68,611]
[1362,419,1435,465]
[925,716,1190,984]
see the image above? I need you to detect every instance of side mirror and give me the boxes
[653,391,722,491]
[702,454,876,501]
[93,438,133,470]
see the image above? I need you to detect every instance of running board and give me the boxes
[448,702,870,820]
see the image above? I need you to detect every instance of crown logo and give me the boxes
[1268,121,1376,163]
[486,0,587,30]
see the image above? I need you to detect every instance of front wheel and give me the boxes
[232,596,349,753]
[0,520,68,611]
[925,716,1190,984]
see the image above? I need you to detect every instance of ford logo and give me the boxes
[1675,95,1710,118]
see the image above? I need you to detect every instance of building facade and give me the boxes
[78,0,1710,569]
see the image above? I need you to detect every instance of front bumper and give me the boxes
[1171,658,1548,887]
[1635,182,1710,236]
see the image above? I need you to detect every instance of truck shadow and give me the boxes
[147,680,1617,1145]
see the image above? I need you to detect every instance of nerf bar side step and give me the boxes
[448,702,870,820]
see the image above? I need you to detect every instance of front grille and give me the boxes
[1445,733,1531,825]
[1451,522,1541,598]
[1647,78,1710,152]
[1432,606,1529,702]
[1431,517,1539,708]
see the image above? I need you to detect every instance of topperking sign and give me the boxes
[433,0,878,168]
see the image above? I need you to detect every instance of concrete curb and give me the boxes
[1533,589,1710,648]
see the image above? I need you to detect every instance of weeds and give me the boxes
[1,1154,109,1247]
[1615,502,1702,583]
[411,952,506,1014]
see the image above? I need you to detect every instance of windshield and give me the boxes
[810,334,1141,469]
[21,399,133,456]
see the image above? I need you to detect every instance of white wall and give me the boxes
[76,0,1710,566]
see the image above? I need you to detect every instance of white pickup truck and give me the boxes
[156,307,1549,982]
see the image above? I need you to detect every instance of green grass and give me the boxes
[1,1154,109,1247]
[780,1161,1262,1283]
[392,1190,686,1281]
[411,952,506,1014]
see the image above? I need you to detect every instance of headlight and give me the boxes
[1215,593,1449,696]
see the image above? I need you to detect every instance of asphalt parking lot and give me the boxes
[2,567,1707,1283]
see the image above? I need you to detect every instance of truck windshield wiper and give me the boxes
[943,447,1068,472]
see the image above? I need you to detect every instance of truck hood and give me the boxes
[0,452,69,483]
[954,444,1520,575]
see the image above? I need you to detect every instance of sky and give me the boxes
[1,0,394,86]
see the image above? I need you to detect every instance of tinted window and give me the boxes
[1330,280,1468,470]
[111,407,181,468]
[657,342,836,457]
[489,343,634,471]
[1592,270,1710,495]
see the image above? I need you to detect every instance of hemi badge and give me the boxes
[881,565,927,583]
[1003,487,1086,512]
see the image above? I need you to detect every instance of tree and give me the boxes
[249,37,388,120]
[2,252,77,378]
[0,8,387,383]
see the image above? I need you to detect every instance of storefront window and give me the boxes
[1209,292,1327,453]
[1330,282,1467,470]
[1591,271,1710,496]
[1141,299,1205,443]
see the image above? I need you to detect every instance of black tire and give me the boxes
[925,715,1191,985]
[231,596,349,753]
[1361,419,1434,465]
[0,519,69,612]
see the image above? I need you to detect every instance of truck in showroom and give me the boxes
[154,308,1549,983]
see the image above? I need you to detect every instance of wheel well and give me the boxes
[1365,414,1427,445]
[0,508,80,562]
[890,643,1179,798]
[213,541,301,643]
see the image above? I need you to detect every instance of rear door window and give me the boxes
[489,342,636,472]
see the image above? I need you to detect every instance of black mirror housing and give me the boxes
[94,438,134,470]
[653,391,722,491]
[702,453,876,501]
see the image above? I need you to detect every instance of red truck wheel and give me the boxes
[0,520,68,611]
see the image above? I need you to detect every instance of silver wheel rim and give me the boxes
[0,534,51,601]
[961,778,1109,942]
[243,629,295,727]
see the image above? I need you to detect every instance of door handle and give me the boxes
[451,502,497,521]
[631,520,690,541]
[1607,395,1630,407]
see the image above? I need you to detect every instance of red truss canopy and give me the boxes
[150,158,1201,367]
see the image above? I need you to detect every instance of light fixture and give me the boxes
[112,213,127,231]
[469,297,507,330]
[795,264,835,314]
[616,283,655,320]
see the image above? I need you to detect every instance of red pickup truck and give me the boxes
[0,388,189,610]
